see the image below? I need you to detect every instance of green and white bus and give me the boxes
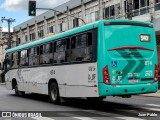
[3,20,158,103]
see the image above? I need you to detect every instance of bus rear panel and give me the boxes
[98,20,158,97]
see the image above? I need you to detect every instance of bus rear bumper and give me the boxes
[98,82,158,96]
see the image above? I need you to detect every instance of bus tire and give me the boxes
[49,82,60,104]
[87,97,105,102]
[15,85,25,96]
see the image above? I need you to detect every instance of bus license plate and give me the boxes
[129,79,138,83]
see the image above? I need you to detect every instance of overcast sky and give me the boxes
[0,0,70,32]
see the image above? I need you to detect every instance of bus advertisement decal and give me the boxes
[115,49,146,81]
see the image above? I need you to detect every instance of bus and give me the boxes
[3,20,158,104]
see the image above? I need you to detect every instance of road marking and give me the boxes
[31,117,55,120]
[146,104,160,107]
[72,117,96,120]
[142,107,160,111]
[115,117,145,120]
[82,110,108,116]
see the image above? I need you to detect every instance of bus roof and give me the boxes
[6,19,153,53]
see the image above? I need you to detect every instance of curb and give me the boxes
[138,91,160,98]
[0,83,5,85]
[139,94,160,98]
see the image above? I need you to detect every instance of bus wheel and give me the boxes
[87,97,105,102]
[15,85,25,96]
[49,82,60,104]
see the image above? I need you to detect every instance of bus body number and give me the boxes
[145,71,152,77]
[50,70,55,75]
[88,66,96,83]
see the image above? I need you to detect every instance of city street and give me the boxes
[0,84,160,120]
[1,0,160,120]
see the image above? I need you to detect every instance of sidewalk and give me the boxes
[140,90,160,98]
[0,83,5,85]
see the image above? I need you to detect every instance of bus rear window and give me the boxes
[104,22,153,28]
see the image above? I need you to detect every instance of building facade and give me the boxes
[12,0,160,63]
[0,22,8,65]
[14,0,160,44]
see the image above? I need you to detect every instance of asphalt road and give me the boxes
[0,84,160,120]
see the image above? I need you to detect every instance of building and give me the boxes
[0,22,14,64]
[0,24,7,64]
[13,0,160,61]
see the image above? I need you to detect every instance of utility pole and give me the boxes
[0,21,2,41]
[1,17,16,49]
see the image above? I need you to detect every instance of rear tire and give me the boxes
[15,85,25,96]
[49,82,60,104]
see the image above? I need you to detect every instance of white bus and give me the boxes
[3,20,158,104]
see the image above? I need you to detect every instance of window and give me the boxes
[155,0,160,3]
[73,18,79,28]
[25,35,28,42]
[115,4,120,17]
[40,43,53,64]
[105,7,109,19]
[54,38,70,64]
[134,0,139,10]
[30,33,35,41]
[110,5,115,17]
[17,38,21,45]
[48,26,55,33]
[132,0,149,16]
[20,50,28,66]
[38,30,44,38]
[59,23,62,32]
[70,32,93,62]
[91,11,99,22]
[29,47,39,66]
[104,4,120,19]
[155,0,160,11]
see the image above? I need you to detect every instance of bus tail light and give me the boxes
[154,65,159,82]
[104,22,110,25]
[103,66,110,84]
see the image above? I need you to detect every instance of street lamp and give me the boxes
[1,17,16,49]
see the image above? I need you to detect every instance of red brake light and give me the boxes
[103,66,110,84]
[104,22,110,25]
[154,65,159,82]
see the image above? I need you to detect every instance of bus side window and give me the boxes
[87,32,92,46]
[45,43,53,64]
[12,52,19,68]
[71,36,76,49]
[17,51,20,66]
[25,50,29,66]
[29,48,34,66]
[70,33,91,62]
[20,50,28,66]
[83,32,93,61]
[34,46,40,65]
[54,39,69,64]
[40,45,44,64]
[40,43,53,64]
